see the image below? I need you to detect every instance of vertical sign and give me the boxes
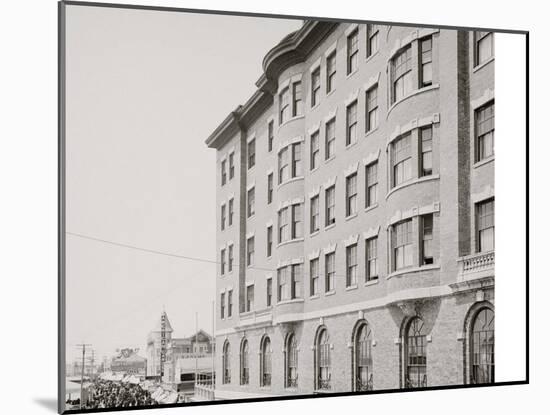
[160,313,166,378]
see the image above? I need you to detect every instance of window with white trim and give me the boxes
[346,243,358,287]
[392,219,413,270]
[221,204,226,230]
[421,214,434,265]
[292,81,303,117]
[268,120,274,152]
[267,225,273,258]
[310,195,320,233]
[246,284,254,312]
[366,24,379,57]
[267,173,273,204]
[420,126,433,176]
[291,204,303,239]
[248,139,255,169]
[310,257,319,296]
[346,173,358,217]
[228,152,235,179]
[475,101,494,162]
[291,263,302,299]
[228,198,234,226]
[246,236,255,266]
[311,67,321,107]
[228,244,233,272]
[277,266,289,302]
[278,207,289,243]
[366,162,378,208]
[227,289,233,317]
[325,118,336,159]
[420,37,433,87]
[266,278,272,307]
[220,292,225,318]
[247,187,255,217]
[474,31,493,66]
[280,87,290,124]
[366,237,378,281]
[347,28,359,74]
[310,131,320,170]
[221,160,227,186]
[346,100,358,146]
[292,143,302,177]
[325,185,336,226]
[476,198,494,252]
[325,252,335,292]
[392,133,412,187]
[391,45,412,103]
[326,51,336,93]
[366,85,378,132]
[220,248,226,275]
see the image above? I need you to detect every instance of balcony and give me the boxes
[451,251,494,293]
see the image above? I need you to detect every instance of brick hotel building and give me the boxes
[205,21,494,399]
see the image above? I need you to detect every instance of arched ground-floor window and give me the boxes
[240,338,249,385]
[315,327,331,390]
[222,341,231,384]
[260,336,272,387]
[285,333,298,388]
[354,321,373,391]
[404,317,427,388]
[470,307,494,384]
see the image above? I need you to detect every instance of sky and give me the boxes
[64,4,301,364]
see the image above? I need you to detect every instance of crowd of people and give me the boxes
[83,379,155,409]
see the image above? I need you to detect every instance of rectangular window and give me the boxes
[476,101,495,162]
[326,51,336,93]
[227,290,233,317]
[228,245,233,272]
[366,237,378,281]
[247,187,255,218]
[267,226,273,257]
[421,127,433,176]
[221,160,227,186]
[292,81,303,116]
[366,86,378,132]
[477,199,495,252]
[246,285,254,312]
[346,100,358,145]
[391,45,412,103]
[346,173,358,217]
[347,28,359,74]
[310,131,320,170]
[291,204,303,239]
[220,292,225,319]
[268,120,274,152]
[310,195,320,233]
[267,173,273,204]
[278,207,289,243]
[311,67,321,107]
[291,143,302,177]
[393,219,413,270]
[278,147,289,183]
[277,266,288,302]
[247,236,255,266]
[366,162,378,208]
[393,134,412,187]
[310,257,319,296]
[346,244,358,287]
[291,264,302,299]
[228,152,235,179]
[266,279,272,307]
[280,87,290,124]
[325,252,335,292]
[366,24,379,57]
[228,198,234,226]
[325,185,336,226]
[421,214,434,265]
[420,37,433,87]
[221,204,226,230]
[220,249,226,275]
[475,31,494,66]
[325,118,336,159]
[248,139,255,169]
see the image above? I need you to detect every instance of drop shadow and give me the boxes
[34,398,58,413]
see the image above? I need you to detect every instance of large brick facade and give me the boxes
[205,21,494,399]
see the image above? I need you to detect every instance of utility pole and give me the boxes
[76,343,92,410]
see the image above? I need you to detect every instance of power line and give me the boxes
[66,230,379,279]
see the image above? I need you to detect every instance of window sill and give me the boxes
[325,155,336,165]
[324,223,336,231]
[326,88,336,98]
[365,50,379,64]
[473,156,494,169]
[365,278,379,286]
[310,230,320,238]
[345,213,358,222]
[345,285,358,291]
[310,102,321,112]
[346,68,358,80]
[277,298,305,305]
[473,57,495,73]
[310,166,320,174]
[365,203,378,213]
[309,294,320,300]
[346,140,358,150]
[387,84,440,119]
[247,213,256,220]
[278,115,305,130]
[365,127,379,138]
[387,264,440,280]
[385,174,440,200]
[324,290,336,297]
[277,176,304,189]
[277,238,305,248]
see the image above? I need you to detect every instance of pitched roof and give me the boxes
[151,311,174,333]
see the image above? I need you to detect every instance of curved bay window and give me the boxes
[286,333,298,388]
[260,336,272,387]
[222,341,231,384]
[354,322,373,391]
[316,328,331,390]
[404,317,427,388]
[240,338,249,385]
[470,308,494,384]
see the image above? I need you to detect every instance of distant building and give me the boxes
[110,348,147,377]
[206,21,494,398]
